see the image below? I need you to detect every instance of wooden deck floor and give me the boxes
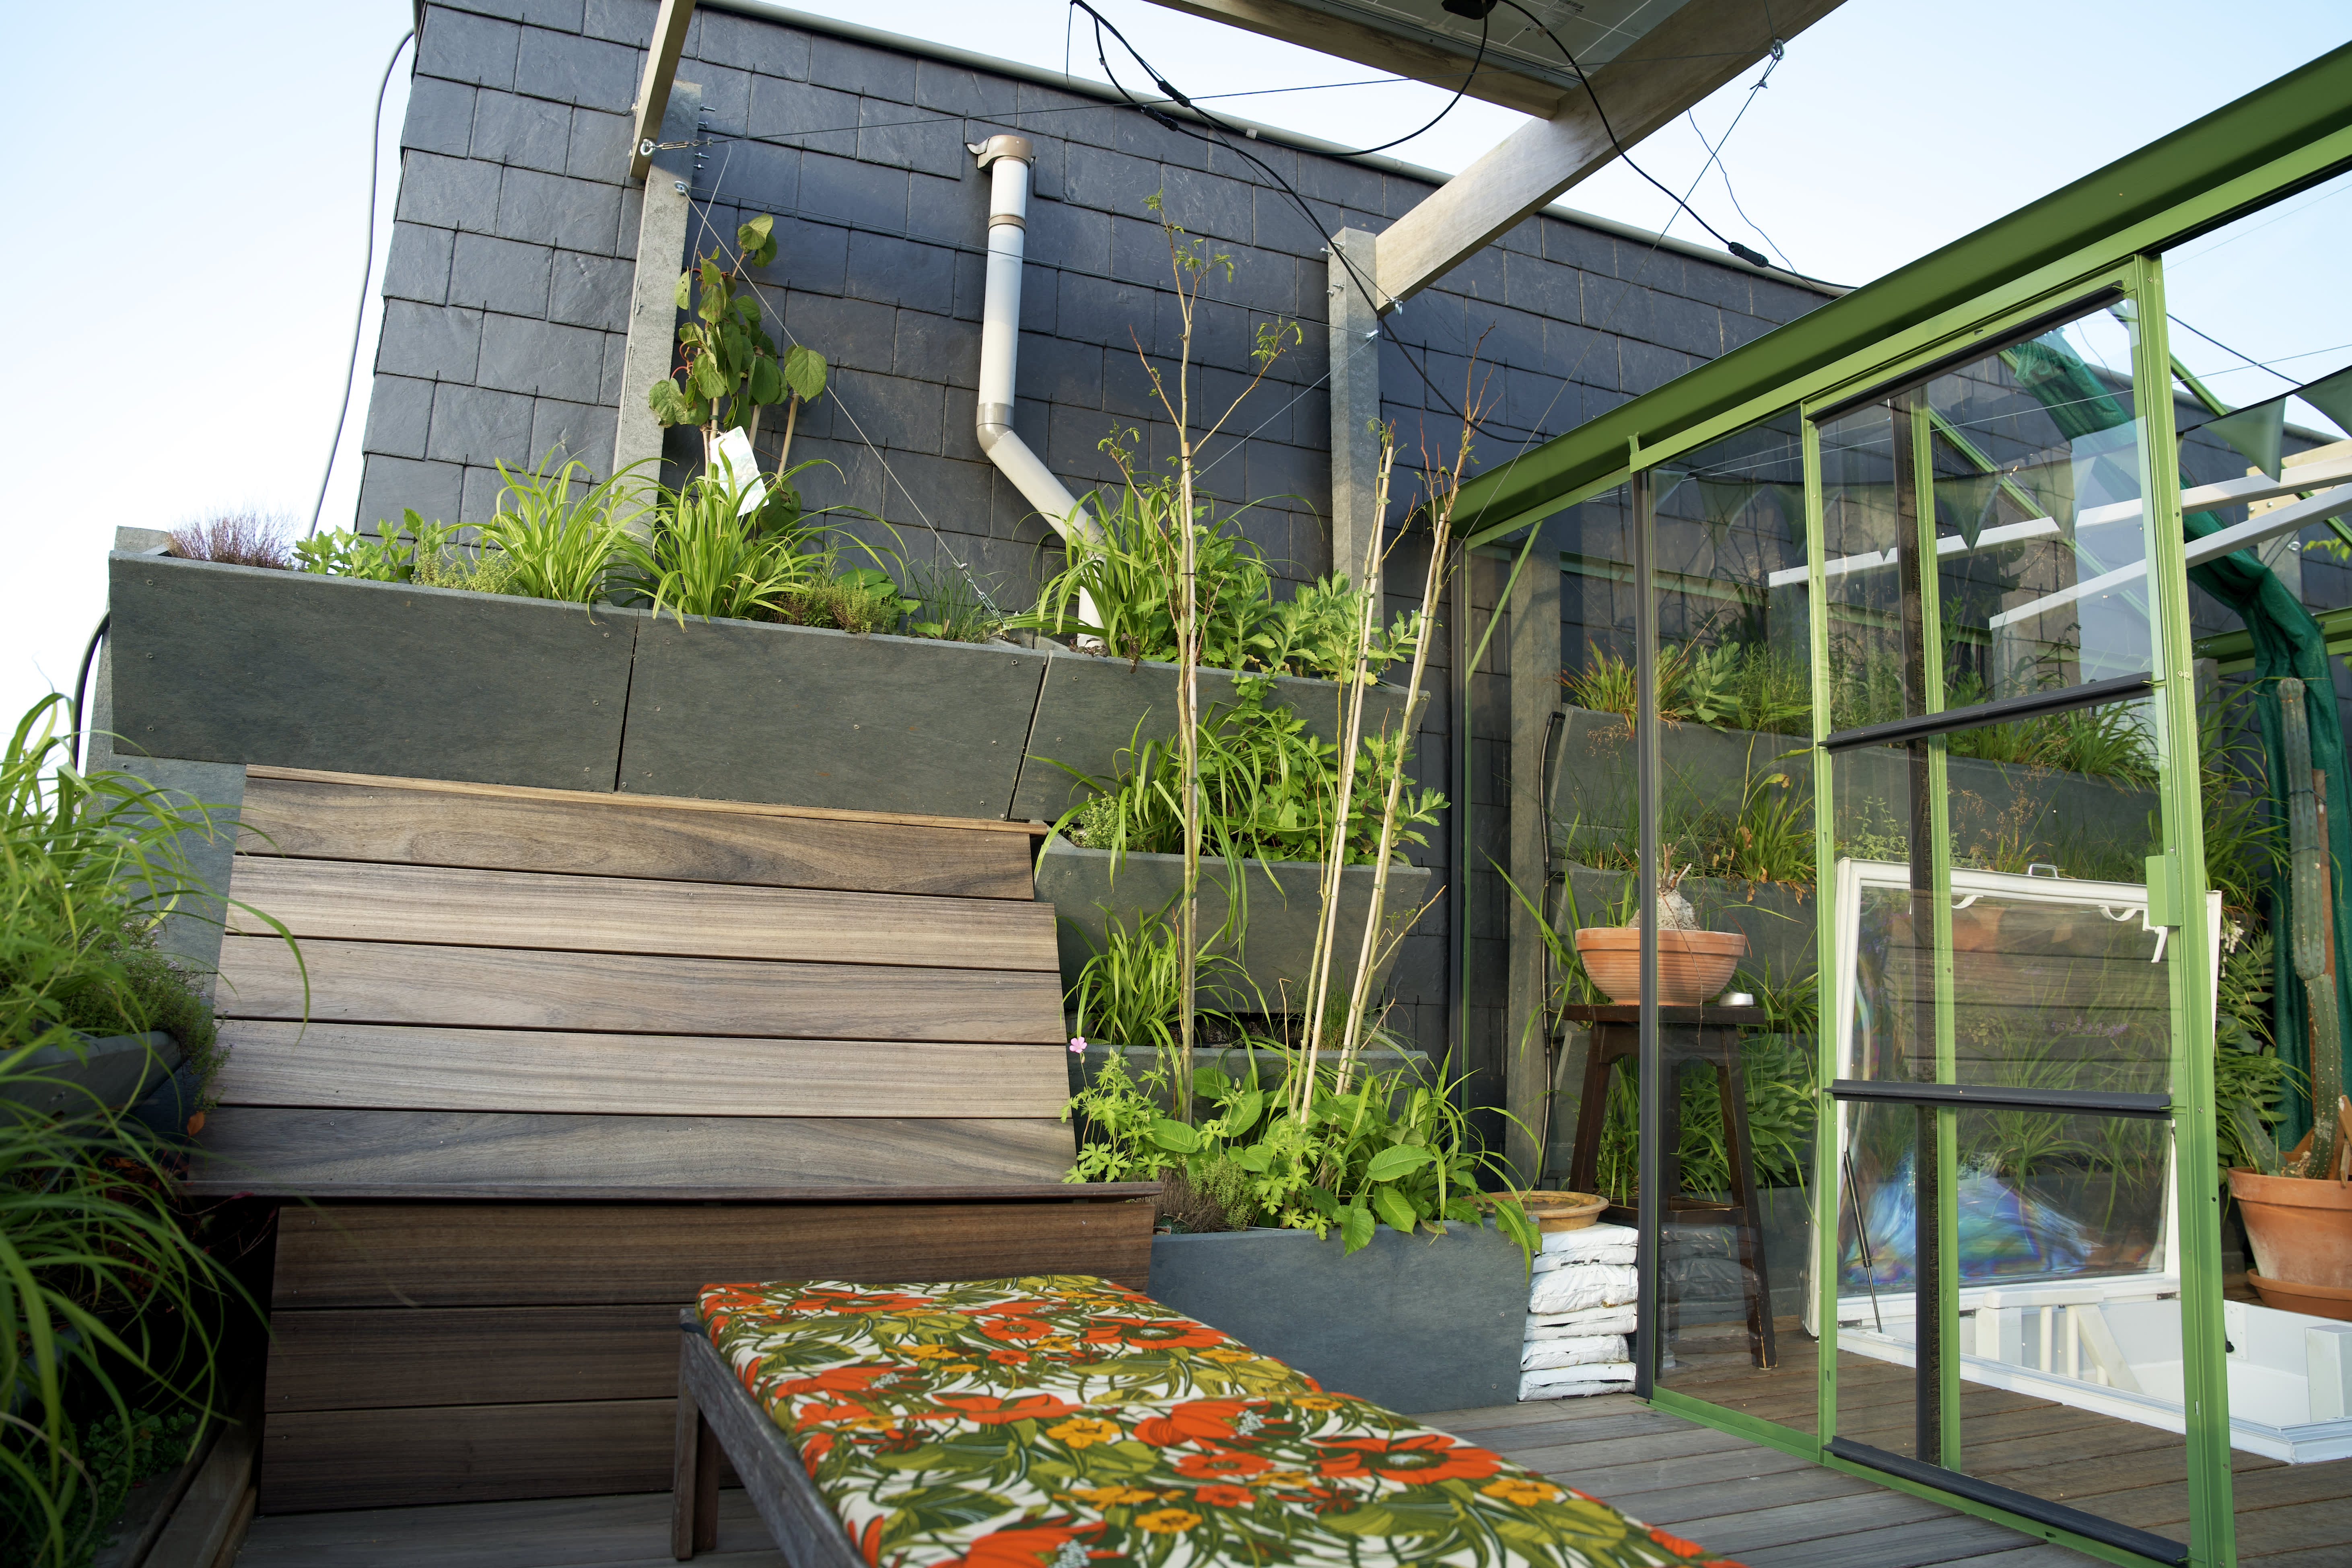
[231,1394,2096,1567]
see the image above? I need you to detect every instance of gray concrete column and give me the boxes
[611,81,703,521]
[1506,540,1561,1186]
[1328,228,1384,600]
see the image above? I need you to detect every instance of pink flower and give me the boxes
[1070,1037,1088,1053]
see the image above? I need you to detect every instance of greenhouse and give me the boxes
[1451,39,2352,1566]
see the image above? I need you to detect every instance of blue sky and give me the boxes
[2,0,2345,731]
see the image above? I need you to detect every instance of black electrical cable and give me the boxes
[1074,2,1519,439]
[2171,315,2305,389]
[70,614,109,773]
[308,29,415,539]
[1687,108,1794,274]
[1493,0,1776,270]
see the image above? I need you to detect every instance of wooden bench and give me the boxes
[669,1276,1749,1567]
[187,767,1151,1512]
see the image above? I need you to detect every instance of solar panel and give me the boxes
[1282,0,1693,94]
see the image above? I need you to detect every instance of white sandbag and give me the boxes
[1519,1362,1637,1399]
[1526,1305,1637,1339]
[1538,1222,1635,1260]
[1527,1263,1638,1315]
[1524,1251,1637,1279]
[1521,1334,1629,1371]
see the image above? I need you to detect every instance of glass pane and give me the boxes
[1817,302,2155,736]
[1639,412,1820,1436]
[1831,1099,1930,1460]
[1948,1103,2187,1553]
[1828,712,2188,1553]
[2163,170,2352,1557]
[1927,311,2154,707]
[1818,402,1905,735]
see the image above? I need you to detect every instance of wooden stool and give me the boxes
[1561,1003,1778,1369]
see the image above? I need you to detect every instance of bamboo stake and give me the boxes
[1296,440,1395,1117]
[1337,404,1480,1092]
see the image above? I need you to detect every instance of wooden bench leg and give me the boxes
[673,1362,721,1559]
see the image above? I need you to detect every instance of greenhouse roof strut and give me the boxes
[1452,41,2352,544]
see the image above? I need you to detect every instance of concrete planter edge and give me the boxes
[1147,1220,1526,1412]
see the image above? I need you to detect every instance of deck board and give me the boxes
[212,935,1063,1041]
[224,857,1055,969]
[234,1397,2100,1566]
[211,1023,1067,1119]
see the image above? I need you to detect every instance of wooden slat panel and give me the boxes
[213,936,1063,1041]
[224,858,1055,970]
[235,773,1036,897]
[212,1023,1068,1118]
[266,1200,1156,1307]
[189,1109,1087,1198]
[260,1400,677,1513]
[266,1306,679,1412]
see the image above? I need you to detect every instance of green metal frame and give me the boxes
[1453,44,2352,550]
[1475,48,2352,1566]
[1605,255,2237,1564]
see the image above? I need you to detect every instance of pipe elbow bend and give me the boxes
[975,403,1017,455]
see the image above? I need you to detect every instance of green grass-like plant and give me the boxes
[0,697,292,1566]
[480,457,650,604]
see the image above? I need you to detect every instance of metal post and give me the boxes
[1328,229,1384,606]
[612,82,704,511]
[1508,535,1562,1185]
[1632,468,1664,1397]
[2130,253,2239,1568]
[1891,391,1942,1460]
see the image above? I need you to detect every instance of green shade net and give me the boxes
[2007,334,2351,1140]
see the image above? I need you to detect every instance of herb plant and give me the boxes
[1063,1051,1538,1261]
[646,214,827,459]
[1057,678,1441,870]
[1013,437,1403,683]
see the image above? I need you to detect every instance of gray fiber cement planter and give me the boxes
[1012,652,1416,823]
[1038,841,1433,1010]
[0,1033,183,1120]
[1550,703,2158,870]
[107,554,638,791]
[1148,1221,1526,1411]
[107,554,1398,822]
[620,615,1049,816]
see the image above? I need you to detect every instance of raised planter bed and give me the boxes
[107,553,639,792]
[1147,1220,1527,1412]
[108,553,1403,822]
[620,614,1049,816]
[1550,702,2160,868]
[1037,840,1432,1008]
[1012,652,1416,823]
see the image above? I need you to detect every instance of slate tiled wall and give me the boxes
[359,0,1832,1093]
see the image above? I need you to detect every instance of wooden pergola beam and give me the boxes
[628,0,698,183]
[1375,0,1844,308]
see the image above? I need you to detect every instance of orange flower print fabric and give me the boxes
[697,1276,1747,1568]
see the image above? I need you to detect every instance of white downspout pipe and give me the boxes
[971,135,1104,608]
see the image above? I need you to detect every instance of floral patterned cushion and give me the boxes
[698,1276,1746,1568]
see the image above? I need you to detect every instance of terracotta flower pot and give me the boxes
[1573,928,1748,1006]
[2229,1167,2352,1321]
[1489,1189,1609,1233]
